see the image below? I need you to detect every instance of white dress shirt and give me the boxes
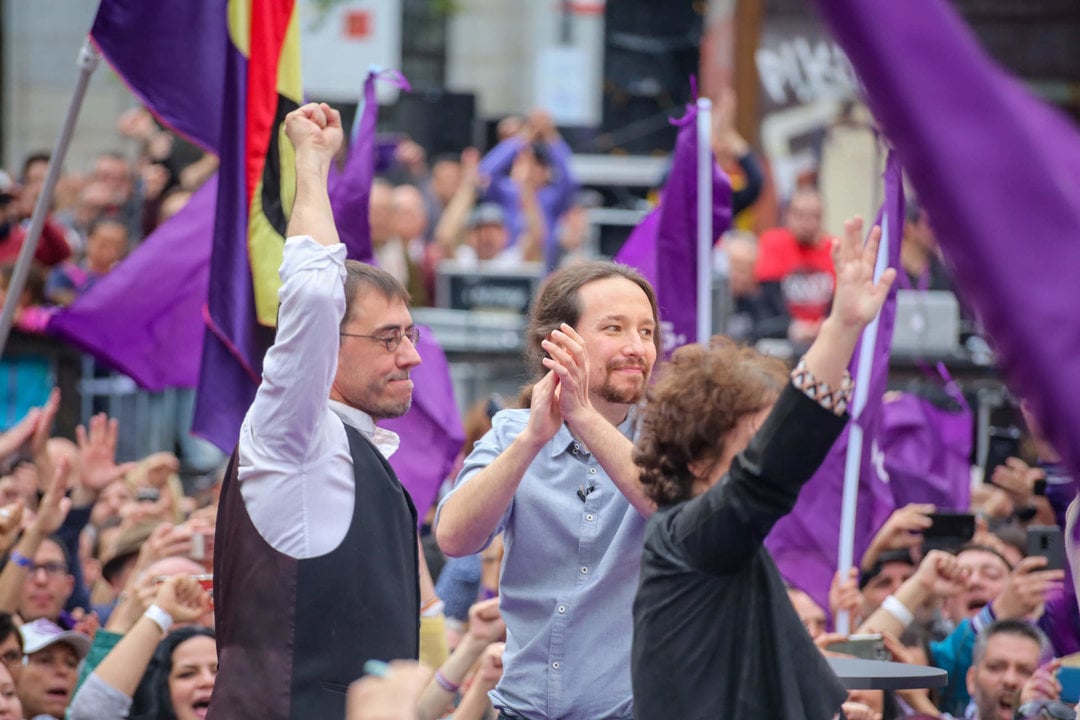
[237,236,399,559]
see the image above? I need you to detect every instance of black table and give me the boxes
[828,657,948,690]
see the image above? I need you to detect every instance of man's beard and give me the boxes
[360,374,413,420]
[597,361,649,405]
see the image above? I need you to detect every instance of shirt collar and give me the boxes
[328,400,401,459]
[547,405,638,458]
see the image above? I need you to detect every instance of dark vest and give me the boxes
[208,424,419,720]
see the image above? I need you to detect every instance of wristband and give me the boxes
[791,359,854,416]
[421,599,445,618]
[434,668,460,693]
[9,551,32,569]
[143,604,174,635]
[881,594,914,628]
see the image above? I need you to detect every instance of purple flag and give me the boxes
[765,153,904,611]
[48,176,216,390]
[810,0,1080,591]
[90,1,226,153]
[331,68,411,263]
[615,104,732,353]
[879,376,972,511]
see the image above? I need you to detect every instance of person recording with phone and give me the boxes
[630,217,895,719]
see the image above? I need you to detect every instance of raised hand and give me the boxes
[138,452,180,489]
[994,556,1065,619]
[0,407,41,462]
[33,457,72,536]
[460,146,482,189]
[991,457,1043,508]
[0,502,24,554]
[523,372,563,448]
[154,575,211,625]
[77,413,136,493]
[863,504,935,569]
[136,523,196,571]
[913,549,970,599]
[475,642,506,688]
[1020,660,1063,704]
[830,217,897,331]
[466,597,506,645]
[30,388,61,492]
[70,608,100,642]
[541,323,593,427]
[284,102,344,162]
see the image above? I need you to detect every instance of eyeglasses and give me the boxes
[1015,700,1078,720]
[28,562,68,578]
[339,326,420,353]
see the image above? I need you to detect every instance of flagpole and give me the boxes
[696,98,713,344]
[835,214,891,635]
[0,39,101,356]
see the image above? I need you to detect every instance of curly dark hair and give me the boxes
[524,260,659,380]
[634,338,789,507]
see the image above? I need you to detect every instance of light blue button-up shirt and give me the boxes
[438,408,645,720]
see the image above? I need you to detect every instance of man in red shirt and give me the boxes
[755,187,836,346]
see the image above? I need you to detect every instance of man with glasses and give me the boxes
[209,102,422,720]
[16,539,73,627]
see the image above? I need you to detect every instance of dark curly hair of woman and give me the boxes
[634,338,789,507]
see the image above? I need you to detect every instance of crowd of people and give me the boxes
[0,82,1075,720]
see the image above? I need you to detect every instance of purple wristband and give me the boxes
[9,551,32,568]
[434,669,460,694]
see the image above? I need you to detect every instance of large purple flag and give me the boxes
[809,0,1080,519]
[48,177,216,389]
[765,153,904,611]
[615,104,731,353]
[90,1,226,154]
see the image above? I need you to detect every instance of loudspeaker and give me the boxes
[393,90,477,156]
[600,0,702,154]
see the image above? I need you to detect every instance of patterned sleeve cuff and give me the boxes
[791,358,854,416]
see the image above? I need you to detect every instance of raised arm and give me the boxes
[433,149,480,259]
[675,217,896,574]
[70,576,210,720]
[801,218,895,389]
[240,103,345,465]
[285,102,344,247]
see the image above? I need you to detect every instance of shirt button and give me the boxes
[552,661,560,669]
[589,467,597,474]
[586,514,595,521]
[573,443,580,451]
[581,566,588,574]
[558,605,566,613]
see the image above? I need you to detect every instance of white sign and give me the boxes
[299,0,402,103]
[534,45,598,127]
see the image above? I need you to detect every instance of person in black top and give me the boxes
[631,216,896,720]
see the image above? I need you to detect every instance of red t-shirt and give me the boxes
[0,219,72,268]
[754,227,836,322]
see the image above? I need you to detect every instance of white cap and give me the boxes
[20,618,91,659]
